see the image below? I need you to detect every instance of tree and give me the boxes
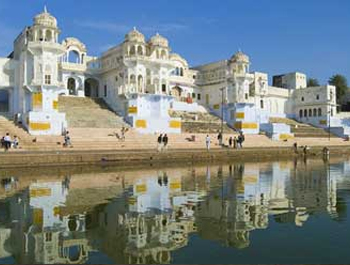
[307,78,320,87]
[329,75,349,103]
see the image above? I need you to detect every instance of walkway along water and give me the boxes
[1,145,350,168]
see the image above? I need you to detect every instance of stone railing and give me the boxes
[59,62,87,72]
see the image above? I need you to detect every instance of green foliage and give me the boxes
[329,74,349,102]
[307,78,320,87]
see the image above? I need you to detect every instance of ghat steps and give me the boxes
[170,110,237,134]
[269,117,337,138]
[58,96,128,128]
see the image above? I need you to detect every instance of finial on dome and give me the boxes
[44,5,48,13]
[156,32,159,36]
[133,26,136,31]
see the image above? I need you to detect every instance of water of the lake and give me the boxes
[0,158,350,264]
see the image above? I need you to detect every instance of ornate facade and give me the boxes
[0,7,344,136]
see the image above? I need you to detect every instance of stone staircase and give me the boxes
[170,110,237,134]
[0,115,34,145]
[58,96,128,128]
[269,117,337,138]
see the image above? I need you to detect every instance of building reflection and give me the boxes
[0,160,348,264]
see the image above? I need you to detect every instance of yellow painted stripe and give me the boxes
[136,184,147,193]
[169,120,181,129]
[234,122,258,129]
[279,134,294,140]
[128,106,138,114]
[32,92,42,110]
[170,182,181,189]
[135,119,147,128]
[30,188,52,198]
[29,122,51,131]
[236,112,245,119]
[52,100,58,110]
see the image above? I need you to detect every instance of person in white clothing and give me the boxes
[4,133,11,151]
[206,135,211,151]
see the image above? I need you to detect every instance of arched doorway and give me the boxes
[84,78,99,97]
[0,90,9,112]
[67,78,77,95]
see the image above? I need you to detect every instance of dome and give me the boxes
[231,50,250,64]
[125,27,145,43]
[33,6,58,28]
[149,33,169,47]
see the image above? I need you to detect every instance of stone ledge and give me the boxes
[0,146,347,169]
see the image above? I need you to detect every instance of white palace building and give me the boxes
[0,7,349,139]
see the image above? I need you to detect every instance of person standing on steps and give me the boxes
[206,134,211,151]
[157,134,163,152]
[229,136,233,148]
[233,136,237,149]
[237,134,242,149]
[4,133,11,151]
[217,132,223,146]
[163,134,168,150]
[12,135,19,149]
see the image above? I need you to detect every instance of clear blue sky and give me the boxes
[0,0,349,84]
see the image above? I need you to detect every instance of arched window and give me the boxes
[38,30,44,41]
[46,30,53,42]
[309,109,312,117]
[130,74,136,84]
[130,46,136,56]
[68,50,80,64]
[299,109,303,118]
[318,108,322,116]
[180,68,184,77]
[313,108,317,117]
[137,46,143,55]
[161,79,167,93]
[260,99,264,109]
[304,109,307,117]
[137,75,143,92]
[67,78,76,95]
[161,50,167,59]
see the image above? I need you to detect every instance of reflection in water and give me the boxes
[0,159,349,264]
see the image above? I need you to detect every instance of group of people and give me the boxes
[1,133,19,151]
[228,133,245,149]
[157,133,169,151]
[63,131,72,147]
[206,131,245,151]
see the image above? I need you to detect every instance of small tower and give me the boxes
[21,7,67,136]
[230,50,250,75]
[31,6,60,43]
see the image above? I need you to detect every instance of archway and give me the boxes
[67,78,77,95]
[68,50,80,64]
[0,90,9,112]
[84,78,99,97]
